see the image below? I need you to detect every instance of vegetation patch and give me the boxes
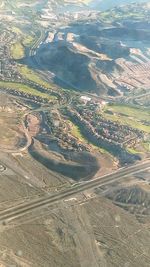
[11,42,25,60]
[69,120,112,156]
[70,121,86,143]
[22,35,35,47]
[142,142,150,152]
[19,65,53,89]
[0,81,54,100]
[104,104,150,133]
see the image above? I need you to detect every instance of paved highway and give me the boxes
[0,160,149,224]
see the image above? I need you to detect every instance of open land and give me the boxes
[0,0,150,266]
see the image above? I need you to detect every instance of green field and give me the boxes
[22,35,35,47]
[70,121,86,142]
[104,104,150,133]
[68,120,112,155]
[11,42,25,60]
[19,66,54,89]
[0,81,55,100]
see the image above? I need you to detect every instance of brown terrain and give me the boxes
[0,93,149,267]
[0,1,150,267]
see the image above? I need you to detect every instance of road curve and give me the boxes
[0,160,149,223]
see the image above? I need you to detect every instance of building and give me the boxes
[80,95,91,104]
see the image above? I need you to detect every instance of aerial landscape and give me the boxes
[0,0,150,266]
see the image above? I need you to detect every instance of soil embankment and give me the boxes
[29,140,100,181]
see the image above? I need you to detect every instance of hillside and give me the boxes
[25,2,150,97]
[90,0,150,10]
[0,1,150,267]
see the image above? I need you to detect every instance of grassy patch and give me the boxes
[106,104,150,121]
[142,142,150,152]
[69,120,111,155]
[0,81,54,100]
[12,26,22,35]
[19,65,53,89]
[104,104,150,133]
[126,147,141,154]
[11,42,25,60]
[22,35,35,47]
[69,122,84,143]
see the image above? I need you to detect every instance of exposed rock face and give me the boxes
[39,44,99,93]
[37,39,128,96]
[36,21,132,96]
[80,33,130,59]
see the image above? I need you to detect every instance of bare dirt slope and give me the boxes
[0,196,150,267]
